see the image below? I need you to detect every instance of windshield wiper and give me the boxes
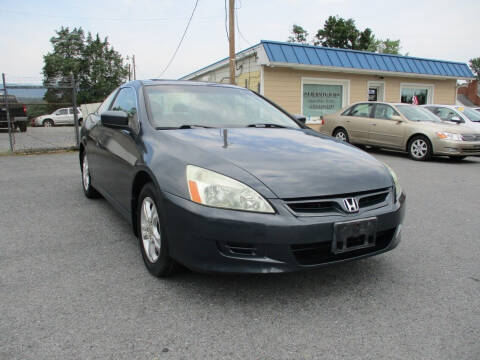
[178,124,214,129]
[247,123,288,128]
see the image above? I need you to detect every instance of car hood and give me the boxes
[416,120,479,133]
[163,128,392,198]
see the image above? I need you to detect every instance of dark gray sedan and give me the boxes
[80,80,405,277]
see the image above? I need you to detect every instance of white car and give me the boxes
[423,105,480,129]
[33,107,83,127]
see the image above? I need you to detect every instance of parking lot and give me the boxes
[1,150,479,359]
[0,127,78,153]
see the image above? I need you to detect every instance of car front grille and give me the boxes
[283,188,390,216]
[462,134,480,142]
[291,227,396,265]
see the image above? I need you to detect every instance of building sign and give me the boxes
[302,84,343,121]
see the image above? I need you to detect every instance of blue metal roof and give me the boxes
[261,40,474,78]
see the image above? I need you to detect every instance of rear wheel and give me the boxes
[408,135,432,161]
[81,153,100,198]
[18,122,27,132]
[333,128,349,143]
[137,183,176,277]
[43,119,54,127]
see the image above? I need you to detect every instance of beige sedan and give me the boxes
[319,102,480,161]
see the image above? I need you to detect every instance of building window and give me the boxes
[400,84,434,105]
[301,78,349,123]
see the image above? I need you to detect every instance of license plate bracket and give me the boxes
[332,218,377,254]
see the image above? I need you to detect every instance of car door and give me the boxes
[67,108,75,125]
[343,103,374,144]
[54,108,69,124]
[369,104,405,149]
[94,87,141,213]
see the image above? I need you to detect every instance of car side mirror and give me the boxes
[391,115,403,122]
[293,114,306,124]
[101,110,129,128]
[450,116,463,123]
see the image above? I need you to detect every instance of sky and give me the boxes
[0,0,478,83]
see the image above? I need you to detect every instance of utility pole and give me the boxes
[2,73,14,152]
[132,55,136,80]
[71,74,79,148]
[228,0,235,84]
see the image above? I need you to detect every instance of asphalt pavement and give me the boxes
[0,127,77,153]
[0,150,479,360]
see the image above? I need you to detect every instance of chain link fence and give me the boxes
[1,73,85,154]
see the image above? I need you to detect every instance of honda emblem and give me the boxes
[343,198,359,213]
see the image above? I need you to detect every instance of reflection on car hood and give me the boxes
[164,128,392,198]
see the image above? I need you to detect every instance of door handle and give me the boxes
[371,123,377,126]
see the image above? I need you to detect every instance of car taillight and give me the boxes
[23,105,27,114]
[320,115,325,125]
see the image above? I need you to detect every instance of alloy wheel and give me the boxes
[410,139,428,159]
[82,156,90,190]
[140,197,161,263]
[335,131,347,142]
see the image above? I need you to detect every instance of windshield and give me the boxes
[144,85,300,129]
[457,107,480,122]
[396,105,441,122]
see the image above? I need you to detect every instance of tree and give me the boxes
[313,16,376,51]
[470,57,480,80]
[288,25,309,44]
[372,38,401,55]
[42,26,128,107]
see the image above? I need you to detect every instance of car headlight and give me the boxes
[436,132,463,141]
[384,163,402,202]
[186,165,275,213]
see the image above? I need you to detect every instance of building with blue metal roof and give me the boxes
[181,40,474,128]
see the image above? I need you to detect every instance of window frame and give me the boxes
[346,103,374,118]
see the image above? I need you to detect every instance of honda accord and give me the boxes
[80,80,405,277]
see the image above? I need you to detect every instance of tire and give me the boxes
[43,119,54,127]
[81,152,101,199]
[18,122,27,132]
[408,135,432,161]
[333,128,349,143]
[78,118,83,126]
[449,156,467,162]
[137,183,177,277]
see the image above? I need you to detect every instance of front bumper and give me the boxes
[435,139,480,156]
[163,191,406,274]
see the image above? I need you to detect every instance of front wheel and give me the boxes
[43,119,54,127]
[333,128,349,143]
[408,135,432,161]
[137,183,176,277]
[81,153,100,198]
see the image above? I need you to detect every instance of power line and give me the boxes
[235,11,251,46]
[158,0,199,78]
[224,0,229,41]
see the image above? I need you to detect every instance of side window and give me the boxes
[435,107,458,121]
[349,103,372,118]
[57,108,68,115]
[68,108,74,114]
[373,104,398,120]
[110,87,138,130]
[97,89,119,115]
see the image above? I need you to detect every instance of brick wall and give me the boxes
[457,80,480,105]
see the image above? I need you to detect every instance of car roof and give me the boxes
[130,79,245,90]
